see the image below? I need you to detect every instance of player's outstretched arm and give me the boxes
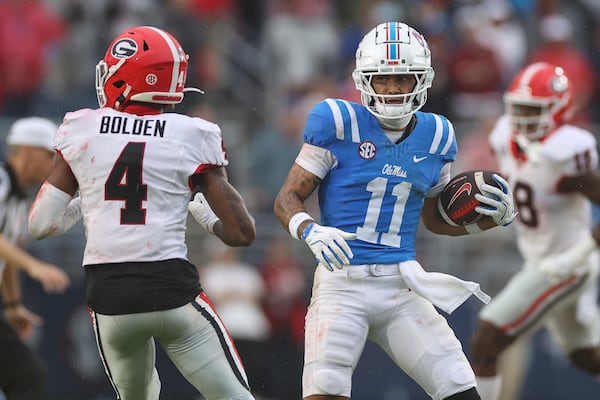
[0,237,70,294]
[192,166,255,247]
[557,170,600,205]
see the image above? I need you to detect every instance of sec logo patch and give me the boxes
[358,141,376,159]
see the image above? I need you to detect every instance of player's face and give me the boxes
[512,104,542,117]
[371,74,416,103]
[511,104,544,135]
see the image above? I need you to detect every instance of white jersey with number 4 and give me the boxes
[54,107,227,266]
[489,115,598,263]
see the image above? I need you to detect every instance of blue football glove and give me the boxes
[474,174,517,226]
[301,223,357,271]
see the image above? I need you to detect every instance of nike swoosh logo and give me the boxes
[448,182,472,207]
[413,155,427,163]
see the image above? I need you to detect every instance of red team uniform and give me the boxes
[483,112,599,346]
[28,26,256,400]
[471,62,600,400]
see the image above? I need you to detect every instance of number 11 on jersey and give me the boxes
[356,177,410,248]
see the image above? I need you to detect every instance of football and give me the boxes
[437,170,502,226]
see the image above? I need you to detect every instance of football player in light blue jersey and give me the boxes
[274,22,517,400]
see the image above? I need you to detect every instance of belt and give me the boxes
[344,260,491,314]
[346,263,402,279]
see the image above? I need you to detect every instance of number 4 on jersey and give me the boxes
[105,142,148,224]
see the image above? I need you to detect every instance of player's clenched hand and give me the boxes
[301,223,356,271]
[188,192,220,234]
[474,174,517,226]
[539,236,598,283]
[27,261,70,293]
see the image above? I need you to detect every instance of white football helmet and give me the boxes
[353,22,434,129]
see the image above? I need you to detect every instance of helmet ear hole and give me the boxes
[113,80,126,88]
[143,40,149,51]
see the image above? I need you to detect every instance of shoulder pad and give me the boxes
[304,98,371,147]
[543,125,597,162]
[415,112,457,160]
[190,116,222,136]
[63,108,95,124]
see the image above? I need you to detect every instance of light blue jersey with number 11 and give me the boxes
[303,98,457,265]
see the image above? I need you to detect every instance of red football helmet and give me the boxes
[503,62,573,141]
[95,26,202,110]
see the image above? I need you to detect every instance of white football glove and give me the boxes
[188,193,220,234]
[474,174,517,226]
[539,236,598,283]
[301,223,357,271]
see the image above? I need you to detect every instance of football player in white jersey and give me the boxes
[27,26,256,400]
[470,62,600,400]
[273,22,516,400]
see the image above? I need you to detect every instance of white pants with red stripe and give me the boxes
[480,256,600,352]
[90,293,254,400]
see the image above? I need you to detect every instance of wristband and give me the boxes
[288,212,313,240]
[206,218,218,235]
[300,222,316,241]
[465,222,483,234]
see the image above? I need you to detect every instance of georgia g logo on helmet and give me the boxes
[111,38,138,59]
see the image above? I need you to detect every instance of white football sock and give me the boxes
[476,376,502,400]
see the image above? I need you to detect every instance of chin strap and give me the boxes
[115,85,132,110]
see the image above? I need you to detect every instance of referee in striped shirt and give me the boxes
[0,117,70,400]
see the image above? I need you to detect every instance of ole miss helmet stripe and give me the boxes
[386,22,401,63]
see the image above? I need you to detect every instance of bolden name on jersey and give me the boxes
[99,115,166,137]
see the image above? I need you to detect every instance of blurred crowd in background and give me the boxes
[2,0,600,206]
[1,0,600,399]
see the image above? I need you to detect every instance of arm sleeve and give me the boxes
[294,143,336,179]
[28,182,82,239]
[426,162,453,198]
